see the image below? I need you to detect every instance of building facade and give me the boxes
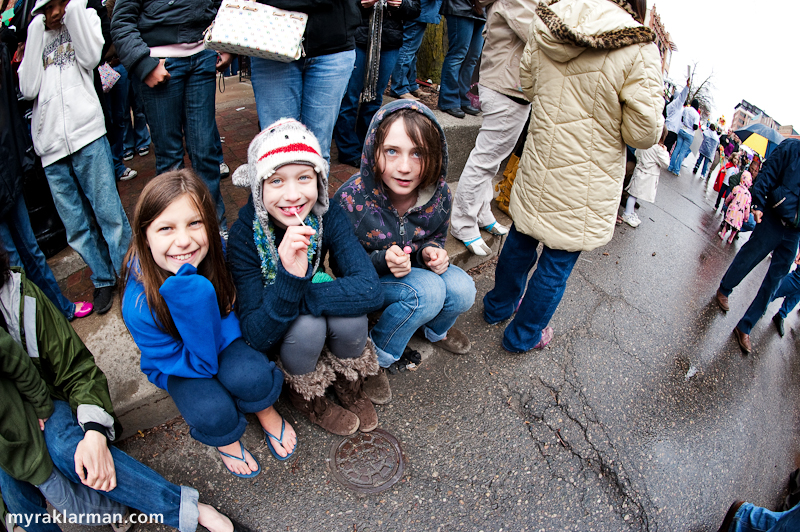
[644,5,677,76]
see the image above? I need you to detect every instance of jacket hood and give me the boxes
[534,0,655,63]
[357,99,449,208]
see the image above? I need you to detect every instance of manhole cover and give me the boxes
[329,428,405,494]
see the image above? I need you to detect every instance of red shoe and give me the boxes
[533,326,554,349]
[73,301,94,319]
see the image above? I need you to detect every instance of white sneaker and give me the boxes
[119,167,138,181]
[463,236,492,256]
[482,221,509,236]
[621,212,641,228]
[220,162,230,178]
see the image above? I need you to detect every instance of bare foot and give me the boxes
[217,441,258,476]
[198,503,233,532]
[255,406,297,458]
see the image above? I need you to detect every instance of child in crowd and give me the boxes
[228,120,384,437]
[18,0,132,315]
[621,125,670,228]
[336,100,477,401]
[719,171,752,244]
[715,152,741,211]
[121,171,291,479]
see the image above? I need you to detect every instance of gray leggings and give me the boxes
[280,315,368,375]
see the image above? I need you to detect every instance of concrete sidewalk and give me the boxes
[51,77,510,439]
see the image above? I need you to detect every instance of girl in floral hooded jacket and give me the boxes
[336,100,477,404]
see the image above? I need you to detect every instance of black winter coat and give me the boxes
[0,43,34,220]
[751,139,800,227]
[354,0,421,51]
[263,0,362,58]
[440,0,484,21]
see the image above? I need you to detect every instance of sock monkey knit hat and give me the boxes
[232,118,330,227]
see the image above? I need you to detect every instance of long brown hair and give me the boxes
[373,108,443,191]
[626,0,647,24]
[120,169,236,338]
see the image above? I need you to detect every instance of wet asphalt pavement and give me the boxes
[85,160,799,532]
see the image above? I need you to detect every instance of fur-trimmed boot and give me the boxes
[326,343,380,432]
[278,358,360,436]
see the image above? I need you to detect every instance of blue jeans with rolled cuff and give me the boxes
[483,224,580,352]
[718,210,800,334]
[0,400,200,532]
[371,265,476,368]
[166,338,283,447]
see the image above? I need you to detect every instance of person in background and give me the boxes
[664,77,689,153]
[694,123,719,178]
[389,0,442,100]
[436,0,485,118]
[667,97,700,175]
[333,0,420,167]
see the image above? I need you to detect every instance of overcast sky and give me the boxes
[652,1,799,130]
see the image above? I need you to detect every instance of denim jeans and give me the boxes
[37,467,127,521]
[107,64,130,179]
[437,15,484,110]
[0,194,75,319]
[43,136,132,288]
[333,46,400,164]
[3,401,199,532]
[371,265,476,367]
[728,501,800,532]
[450,85,530,242]
[135,49,226,228]
[771,268,800,319]
[718,210,800,334]
[390,21,427,96]
[694,153,712,177]
[250,50,356,164]
[0,469,61,532]
[122,79,151,154]
[167,338,283,447]
[668,129,694,174]
[740,213,756,233]
[484,224,581,352]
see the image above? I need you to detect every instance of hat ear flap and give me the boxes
[231,164,250,187]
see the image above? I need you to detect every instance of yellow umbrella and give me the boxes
[740,133,768,157]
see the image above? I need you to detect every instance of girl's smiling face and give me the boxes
[145,194,209,274]
[377,118,422,203]
[261,163,319,229]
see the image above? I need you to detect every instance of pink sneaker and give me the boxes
[533,326,554,349]
[73,301,93,318]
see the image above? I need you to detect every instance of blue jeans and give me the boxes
[437,15,484,110]
[107,64,129,179]
[740,213,756,233]
[250,50,356,164]
[0,194,75,319]
[37,467,127,521]
[43,136,132,288]
[1,401,199,532]
[728,501,800,532]
[390,21,427,96]
[694,153,712,177]
[668,129,694,174]
[719,210,800,334]
[122,78,151,154]
[135,49,226,228]
[167,338,283,447]
[333,46,400,164]
[484,224,581,352]
[772,268,800,319]
[371,265,476,367]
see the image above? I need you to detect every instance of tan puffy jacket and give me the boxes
[510,0,664,252]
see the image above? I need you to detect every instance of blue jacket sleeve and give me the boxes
[302,204,384,316]
[227,218,313,352]
[158,264,221,378]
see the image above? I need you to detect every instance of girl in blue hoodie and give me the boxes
[121,170,293,480]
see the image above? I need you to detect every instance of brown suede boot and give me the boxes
[431,326,471,354]
[363,368,392,405]
[326,342,380,432]
[331,373,378,432]
[278,357,360,436]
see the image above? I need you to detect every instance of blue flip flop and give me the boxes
[264,418,296,461]
[217,441,261,478]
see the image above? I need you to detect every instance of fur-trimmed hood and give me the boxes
[534,0,655,63]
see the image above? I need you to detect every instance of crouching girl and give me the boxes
[122,170,293,479]
[227,120,384,436]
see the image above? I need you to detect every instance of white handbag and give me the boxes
[204,0,307,62]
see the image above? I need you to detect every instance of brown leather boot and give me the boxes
[286,388,360,436]
[331,373,378,432]
[363,368,392,405]
[278,356,360,436]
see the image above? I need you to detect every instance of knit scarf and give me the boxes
[253,214,322,285]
